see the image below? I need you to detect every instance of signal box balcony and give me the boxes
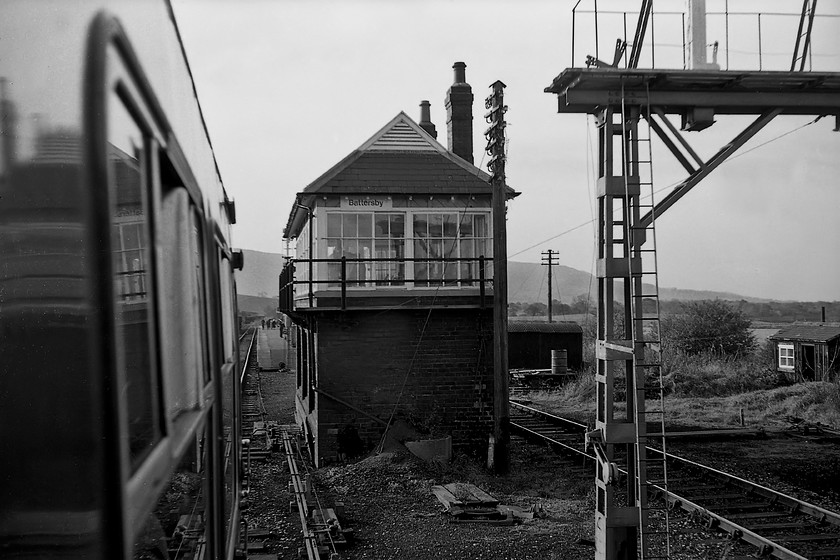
[278,255,494,313]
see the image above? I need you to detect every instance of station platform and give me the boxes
[256,327,291,372]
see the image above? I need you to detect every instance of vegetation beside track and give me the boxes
[525,348,840,431]
[524,298,840,429]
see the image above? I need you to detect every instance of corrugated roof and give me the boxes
[508,321,582,334]
[769,323,840,343]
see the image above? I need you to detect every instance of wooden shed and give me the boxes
[508,321,583,371]
[768,323,840,382]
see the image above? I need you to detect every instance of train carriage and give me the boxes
[0,2,244,558]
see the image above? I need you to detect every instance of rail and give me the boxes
[239,328,257,385]
[509,401,840,559]
[278,255,493,312]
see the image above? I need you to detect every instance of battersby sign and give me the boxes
[341,196,392,210]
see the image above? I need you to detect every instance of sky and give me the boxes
[171,0,840,302]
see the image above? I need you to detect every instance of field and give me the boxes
[526,349,840,431]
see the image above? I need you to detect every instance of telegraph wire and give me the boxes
[508,116,822,259]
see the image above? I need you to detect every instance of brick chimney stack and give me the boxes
[445,61,473,164]
[418,100,437,139]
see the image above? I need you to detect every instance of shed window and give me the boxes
[778,343,795,370]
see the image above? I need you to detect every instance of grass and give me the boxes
[523,345,840,431]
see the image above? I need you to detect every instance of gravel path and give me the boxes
[241,330,775,559]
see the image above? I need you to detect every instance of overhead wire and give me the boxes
[507,115,821,259]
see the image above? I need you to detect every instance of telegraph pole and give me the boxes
[485,80,509,474]
[541,249,559,322]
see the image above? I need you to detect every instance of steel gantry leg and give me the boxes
[591,96,670,559]
[591,105,639,560]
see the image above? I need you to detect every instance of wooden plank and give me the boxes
[443,483,499,506]
[431,485,462,510]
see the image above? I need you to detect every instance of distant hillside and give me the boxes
[507,261,594,304]
[658,287,760,302]
[234,250,758,304]
[238,293,278,316]
[506,261,760,304]
[235,250,287,298]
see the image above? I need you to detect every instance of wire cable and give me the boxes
[507,116,821,259]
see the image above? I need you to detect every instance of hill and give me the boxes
[235,250,758,304]
[235,250,287,298]
[238,293,279,316]
[505,261,759,304]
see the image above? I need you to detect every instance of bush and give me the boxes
[662,299,755,357]
[662,342,778,398]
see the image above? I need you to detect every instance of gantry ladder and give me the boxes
[791,0,818,72]
[620,81,670,559]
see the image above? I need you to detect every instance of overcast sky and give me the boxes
[172,0,840,302]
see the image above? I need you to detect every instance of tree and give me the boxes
[662,299,755,357]
[522,302,547,317]
[570,294,592,314]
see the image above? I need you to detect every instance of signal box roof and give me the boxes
[284,112,518,238]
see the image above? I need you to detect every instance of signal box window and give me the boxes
[108,94,161,468]
[325,212,405,286]
[413,212,490,286]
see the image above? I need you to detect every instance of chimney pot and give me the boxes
[418,100,437,139]
[453,61,467,84]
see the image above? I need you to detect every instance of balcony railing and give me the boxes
[278,255,493,312]
[571,3,840,72]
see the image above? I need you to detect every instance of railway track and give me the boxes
[239,329,272,461]
[510,401,840,559]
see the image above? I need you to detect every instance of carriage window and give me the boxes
[159,185,207,418]
[219,258,235,363]
[218,255,237,538]
[109,94,161,468]
[133,428,209,559]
